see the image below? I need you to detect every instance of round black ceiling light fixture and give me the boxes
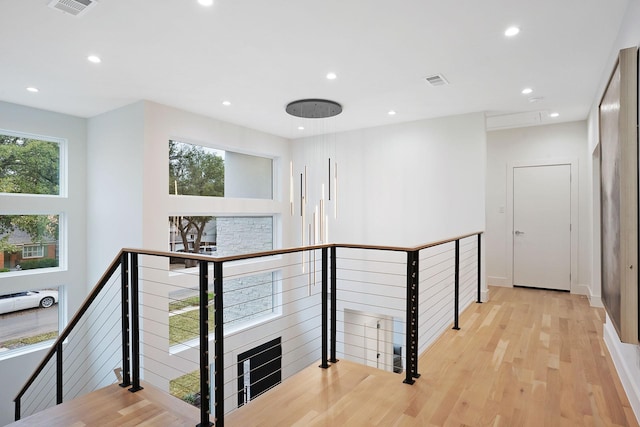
[285,99,342,118]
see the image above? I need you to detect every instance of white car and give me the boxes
[0,290,59,315]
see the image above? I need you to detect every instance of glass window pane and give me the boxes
[169,140,272,199]
[168,272,276,346]
[168,216,272,269]
[0,133,60,195]
[0,287,60,351]
[0,215,60,272]
[224,272,275,327]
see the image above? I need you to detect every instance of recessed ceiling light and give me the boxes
[198,0,214,6]
[222,100,231,106]
[521,88,533,95]
[528,97,544,103]
[26,87,39,93]
[388,110,396,116]
[87,55,101,64]
[298,126,305,130]
[549,112,560,118]
[326,72,337,80]
[505,26,520,37]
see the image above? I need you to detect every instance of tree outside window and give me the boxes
[0,133,60,195]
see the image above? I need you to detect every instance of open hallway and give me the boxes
[9,286,637,426]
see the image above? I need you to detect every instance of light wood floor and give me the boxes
[227,286,638,426]
[9,286,638,426]
[9,382,200,426]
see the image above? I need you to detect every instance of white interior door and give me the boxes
[513,164,571,290]
[364,321,379,369]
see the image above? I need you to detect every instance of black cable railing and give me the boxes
[14,232,483,427]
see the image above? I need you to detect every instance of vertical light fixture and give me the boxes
[286,98,342,243]
[286,99,342,292]
[289,161,294,216]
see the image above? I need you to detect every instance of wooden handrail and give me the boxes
[124,230,484,263]
[14,250,125,405]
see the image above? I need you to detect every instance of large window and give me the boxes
[169,140,272,199]
[0,132,61,196]
[0,129,65,358]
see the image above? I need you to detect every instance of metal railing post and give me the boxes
[477,233,483,304]
[14,398,20,421]
[56,342,63,404]
[129,253,143,392]
[213,261,224,427]
[320,247,330,369]
[330,246,338,363]
[120,252,131,387]
[412,252,420,380]
[453,240,461,330]
[404,250,419,384]
[199,260,213,427]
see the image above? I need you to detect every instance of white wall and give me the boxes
[292,112,487,247]
[485,121,590,295]
[87,102,145,284]
[0,101,87,426]
[291,113,487,379]
[587,0,640,421]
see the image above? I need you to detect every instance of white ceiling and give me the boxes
[0,0,630,139]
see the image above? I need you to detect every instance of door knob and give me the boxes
[514,230,525,235]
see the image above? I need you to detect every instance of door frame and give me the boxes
[506,158,578,291]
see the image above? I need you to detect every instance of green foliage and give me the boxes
[169,370,200,403]
[168,293,214,312]
[0,134,59,195]
[169,304,215,346]
[20,258,58,270]
[0,235,18,253]
[169,140,224,197]
[182,393,198,405]
[0,215,59,246]
[0,268,9,273]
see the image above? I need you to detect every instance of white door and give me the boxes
[364,321,380,369]
[513,164,571,290]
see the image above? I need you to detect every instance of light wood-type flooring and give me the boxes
[9,286,638,426]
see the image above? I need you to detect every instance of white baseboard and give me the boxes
[571,283,590,296]
[487,276,509,287]
[570,284,603,307]
[603,314,640,424]
[588,293,603,308]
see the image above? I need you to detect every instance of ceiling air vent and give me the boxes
[48,0,98,17]
[424,74,449,87]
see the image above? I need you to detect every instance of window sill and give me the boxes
[0,339,54,362]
